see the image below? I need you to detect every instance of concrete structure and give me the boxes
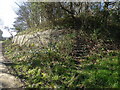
[12,29,64,47]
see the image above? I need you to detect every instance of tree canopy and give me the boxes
[13,1,120,41]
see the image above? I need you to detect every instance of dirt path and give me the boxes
[0,41,23,88]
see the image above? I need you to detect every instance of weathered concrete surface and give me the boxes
[12,29,64,47]
[0,41,23,88]
[12,30,52,47]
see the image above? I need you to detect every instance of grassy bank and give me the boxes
[3,29,120,88]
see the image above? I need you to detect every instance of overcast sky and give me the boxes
[0,0,20,37]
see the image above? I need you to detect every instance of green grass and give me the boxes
[3,36,120,88]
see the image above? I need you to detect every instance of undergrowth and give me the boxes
[3,31,120,88]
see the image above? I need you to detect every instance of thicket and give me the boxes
[14,2,120,42]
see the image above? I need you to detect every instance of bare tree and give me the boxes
[4,26,14,38]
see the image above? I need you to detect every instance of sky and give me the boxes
[0,0,19,37]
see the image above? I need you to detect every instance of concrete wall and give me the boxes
[12,29,63,47]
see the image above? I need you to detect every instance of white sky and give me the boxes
[0,0,19,37]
